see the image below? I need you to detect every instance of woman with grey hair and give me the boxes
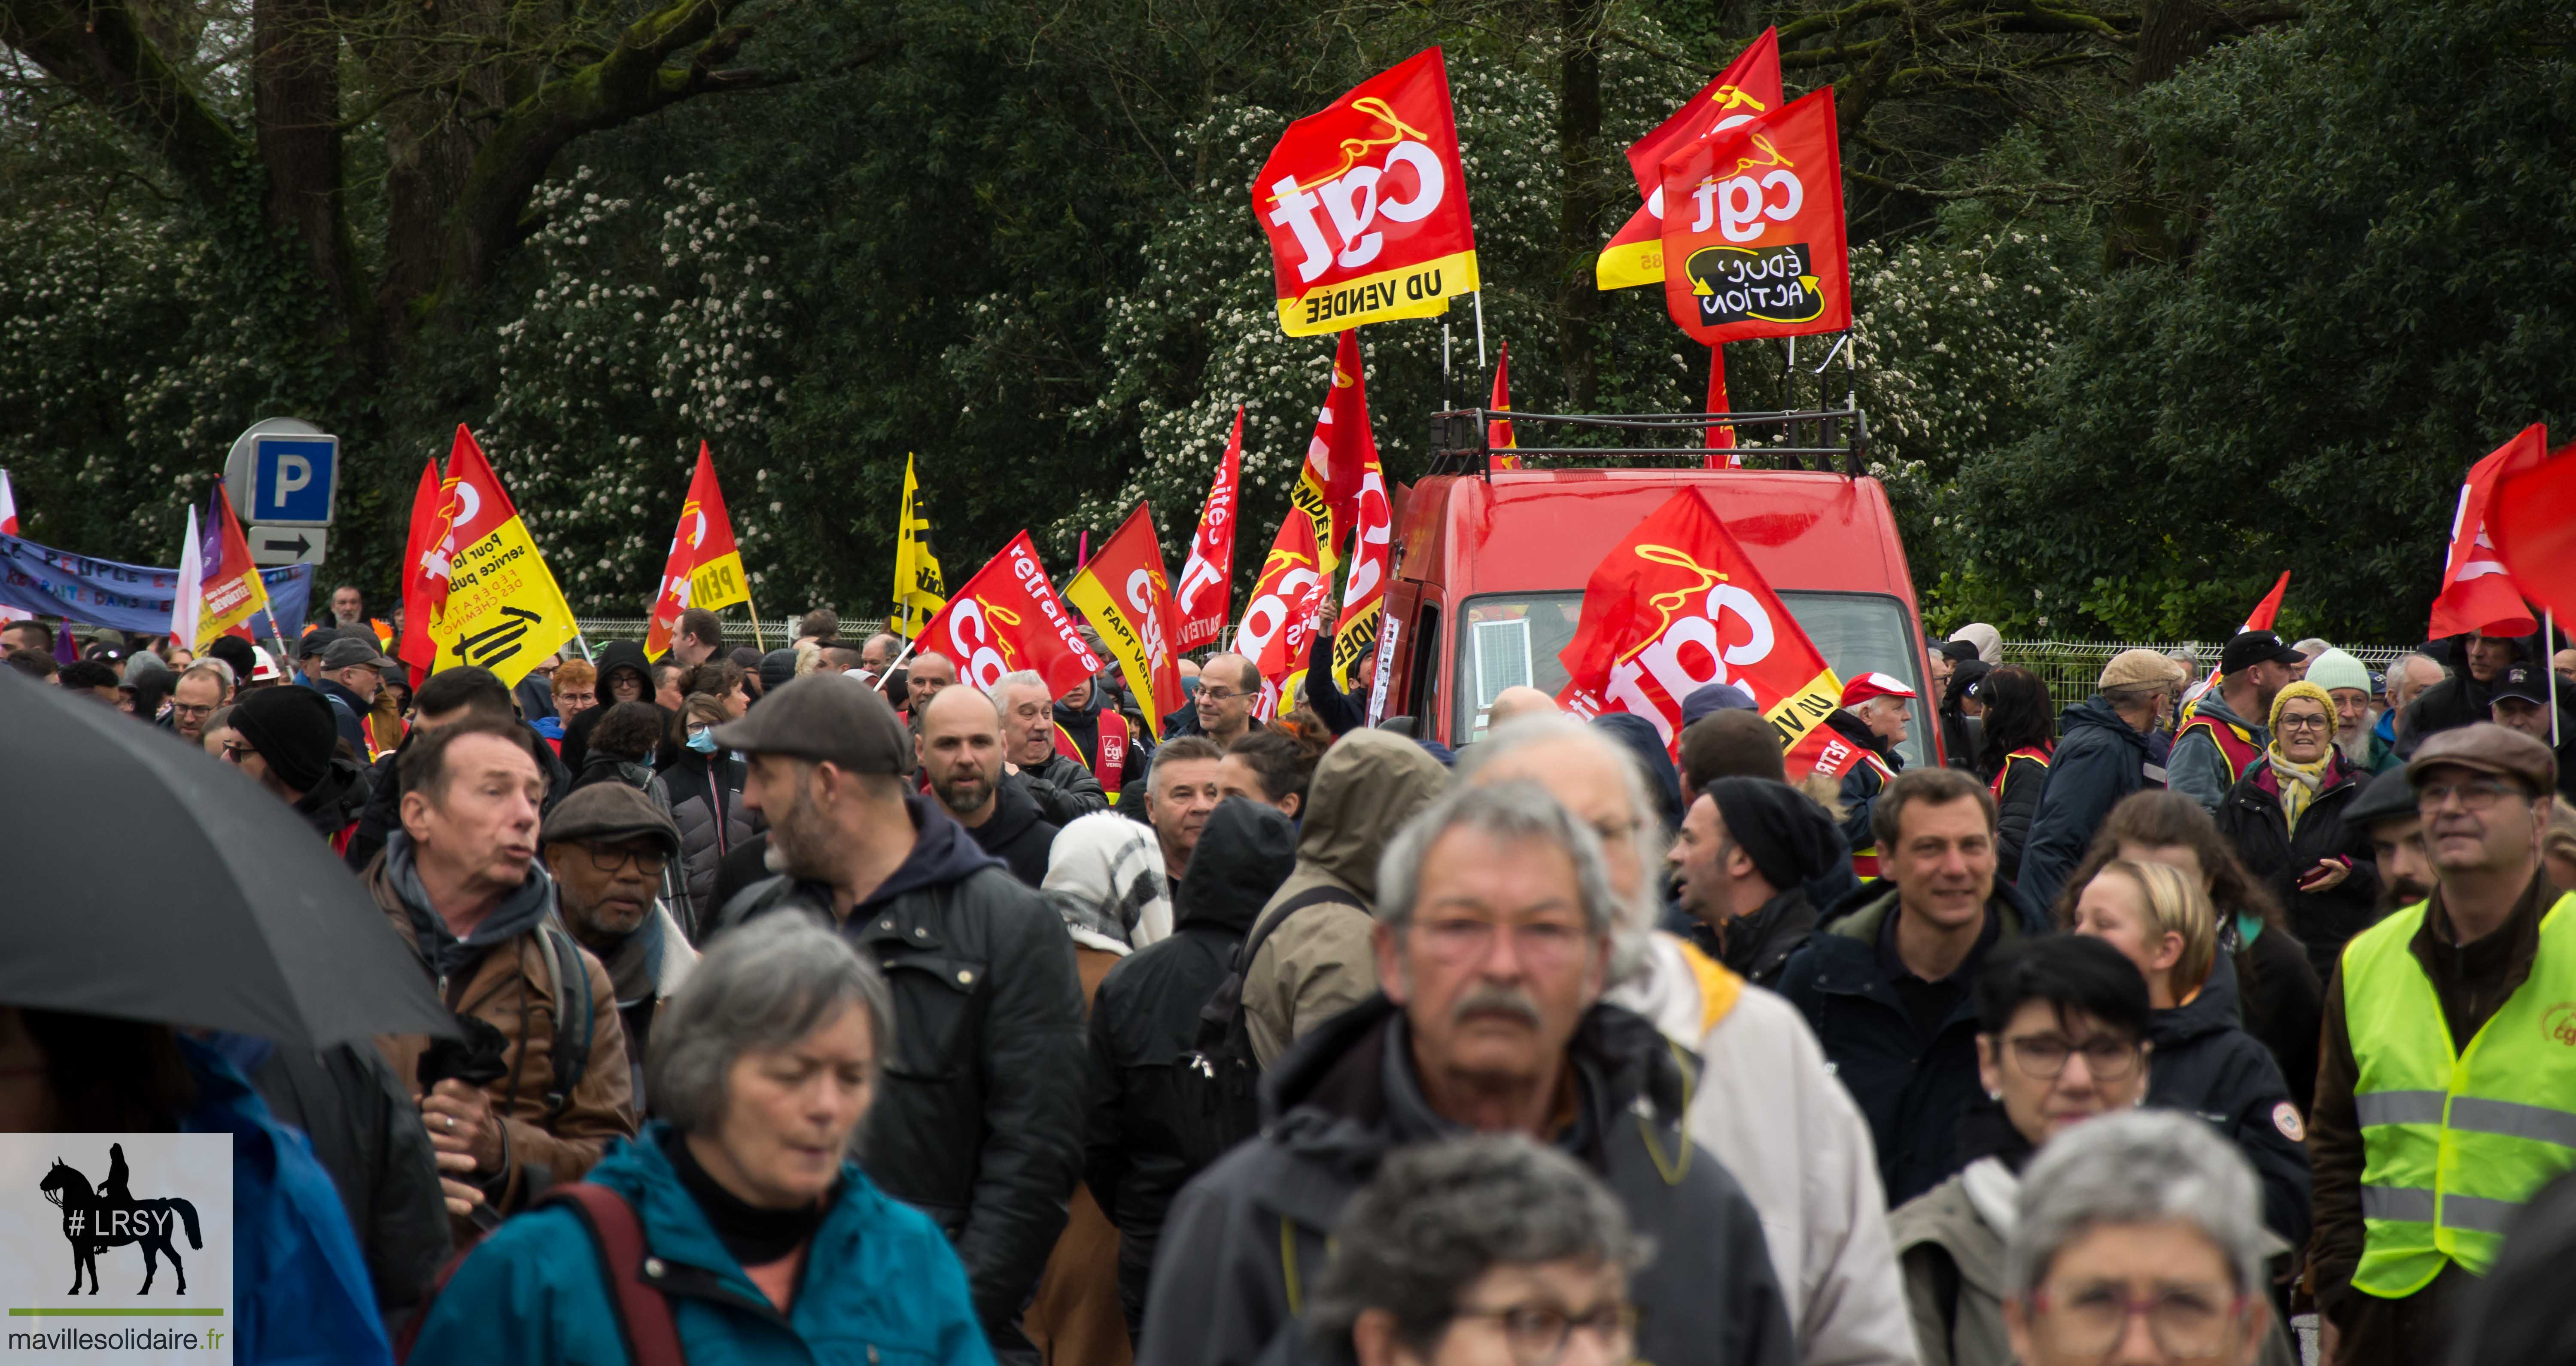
[407,915,994,1364]
[2004,1110,2275,1366]
[1303,1135,1648,1366]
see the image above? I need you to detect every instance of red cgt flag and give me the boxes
[1064,504,1189,738]
[1596,29,1785,291]
[918,533,1106,698]
[398,458,444,671]
[645,443,750,659]
[2429,425,2543,640]
[1238,505,1334,720]
[1555,488,1849,774]
[1487,341,1518,469]
[1659,87,1850,346]
[1255,49,1479,336]
[2487,432,2576,630]
[1174,410,1243,651]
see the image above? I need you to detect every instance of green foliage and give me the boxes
[1950,0,2576,642]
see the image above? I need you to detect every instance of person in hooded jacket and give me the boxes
[2215,682,2381,981]
[656,692,753,928]
[226,685,374,851]
[2018,649,2183,911]
[559,639,655,773]
[2066,859,2309,1250]
[1086,798,1299,1336]
[1134,782,1794,1366]
[1239,728,1451,1067]
[1938,659,1992,774]
[1591,712,1684,837]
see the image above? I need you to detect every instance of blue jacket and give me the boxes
[408,1123,995,1365]
[176,1036,395,1366]
[2017,697,2161,911]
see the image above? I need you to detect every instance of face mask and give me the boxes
[686,729,718,754]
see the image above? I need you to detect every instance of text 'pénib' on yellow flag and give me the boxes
[427,426,581,686]
[1064,503,1189,741]
[891,452,947,640]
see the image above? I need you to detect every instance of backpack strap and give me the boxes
[541,1183,687,1366]
[536,924,595,1123]
[1193,886,1362,1040]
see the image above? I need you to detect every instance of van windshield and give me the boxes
[1453,589,1935,767]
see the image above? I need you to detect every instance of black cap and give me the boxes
[710,673,912,774]
[2342,768,2418,829]
[757,649,800,694]
[319,636,397,671]
[2220,630,2304,675]
[2492,665,2555,706]
[297,627,342,661]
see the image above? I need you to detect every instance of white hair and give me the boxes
[1454,713,1668,984]
[987,669,1049,713]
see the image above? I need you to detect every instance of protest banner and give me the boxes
[1064,503,1187,739]
[419,424,581,686]
[1555,488,1855,776]
[645,442,751,659]
[0,533,309,636]
[891,452,947,639]
[919,532,1105,696]
[1658,86,1850,346]
[1256,48,1479,335]
[1174,410,1242,651]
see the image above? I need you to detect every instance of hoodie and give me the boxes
[1593,710,1684,833]
[1238,730,1450,1067]
[1084,799,1299,1332]
[294,753,373,843]
[2016,695,2162,910]
[560,641,653,772]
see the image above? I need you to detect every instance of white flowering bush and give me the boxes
[478,169,793,612]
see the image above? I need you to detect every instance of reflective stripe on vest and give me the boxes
[1850,753,1900,881]
[2345,892,2576,1296]
[1989,746,2052,799]
[2179,714,2261,785]
[1053,713,1132,804]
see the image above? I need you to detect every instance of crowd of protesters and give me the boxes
[11,584,2576,1366]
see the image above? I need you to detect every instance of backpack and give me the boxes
[531,922,596,1124]
[396,1183,685,1364]
[1171,886,1354,1170]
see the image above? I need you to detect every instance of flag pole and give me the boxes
[2550,608,2561,751]
[874,631,921,693]
[1472,290,1486,371]
[1442,317,1452,412]
[740,590,767,654]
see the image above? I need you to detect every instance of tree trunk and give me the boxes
[252,0,371,351]
[2105,0,2230,269]
[1554,0,1609,412]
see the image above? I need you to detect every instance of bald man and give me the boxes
[907,650,958,715]
[918,684,1058,886]
[1483,685,1560,732]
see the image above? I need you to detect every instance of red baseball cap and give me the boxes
[1840,672,1919,708]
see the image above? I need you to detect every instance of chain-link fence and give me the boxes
[1996,640,2413,714]
[570,616,885,653]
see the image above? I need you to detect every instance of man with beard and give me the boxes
[538,784,697,1100]
[918,684,1060,887]
[2344,769,2433,911]
[705,675,1085,1358]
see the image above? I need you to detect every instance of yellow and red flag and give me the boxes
[1556,488,1855,776]
[192,483,273,652]
[645,443,750,659]
[1173,410,1243,651]
[1487,342,1519,470]
[1238,506,1334,720]
[1660,86,1850,345]
[918,533,1106,697]
[1255,48,1479,335]
[419,424,581,686]
[1064,504,1188,739]
[1597,30,1783,291]
[398,459,444,671]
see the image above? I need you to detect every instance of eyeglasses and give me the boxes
[1197,687,1249,703]
[581,844,668,875]
[2028,1282,2246,1360]
[2003,1032,2142,1082]
[1451,1299,1638,1366]
[1415,915,1591,970]
[170,702,216,721]
[2275,713,2330,733]
[220,741,257,766]
[2420,778,2517,813]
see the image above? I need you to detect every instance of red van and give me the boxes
[1375,433,1939,765]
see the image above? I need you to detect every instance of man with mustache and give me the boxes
[1137,781,1794,1366]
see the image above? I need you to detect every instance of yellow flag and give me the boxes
[891,452,947,638]
[426,425,581,687]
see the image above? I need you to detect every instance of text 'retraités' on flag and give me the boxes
[645,442,750,660]
[1659,86,1850,348]
[1594,28,1783,293]
[1255,48,1479,337]
[1172,409,1243,652]
[919,532,1106,698]
[411,424,581,686]
[1555,488,1865,779]
[1064,504,1188,740]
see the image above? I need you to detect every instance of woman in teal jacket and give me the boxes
[409,916,993,1366]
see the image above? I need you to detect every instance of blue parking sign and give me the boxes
[251,435,337,525]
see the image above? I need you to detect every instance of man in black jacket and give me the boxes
[1085,798,1298,1335]
[1135,781,1793,1366]
[2020,648,2185,909]
[919,684,1060,887]
[996,671,1109,823]
[2396,630,2527,758]
[709,676,1086,1357]
[1672,778,1846,986]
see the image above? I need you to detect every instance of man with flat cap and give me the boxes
[2021,646,2186,909]
[312,634,398,757]
[2310,723,2576,1365]
[541,784,699,1098]
[1673,778,1851,987]
[706,674,1086,1359]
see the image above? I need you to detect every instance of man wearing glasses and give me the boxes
[1138,781,1793,1366]
[2309,723,2574,1366]
[539,784,699,1101]
[166,661,233,746]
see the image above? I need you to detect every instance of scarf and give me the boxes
[2266,680,2338,833]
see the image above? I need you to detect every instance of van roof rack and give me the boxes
[1423,405,1867,479]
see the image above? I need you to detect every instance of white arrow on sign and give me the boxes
[248,524,328,567]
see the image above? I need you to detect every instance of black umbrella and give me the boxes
[0,668,456,1045]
